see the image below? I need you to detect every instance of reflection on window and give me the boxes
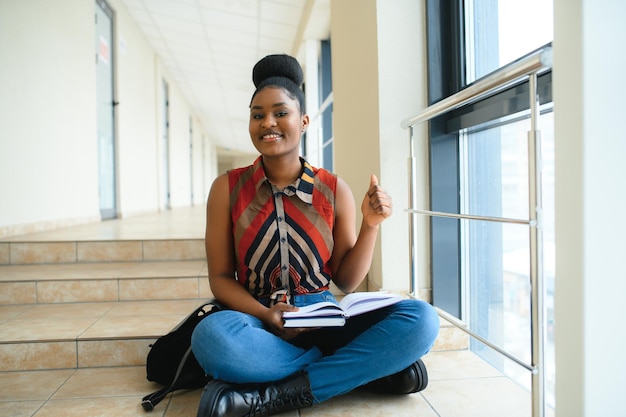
[303,40,333,170]
[461,110,555,406]
[466,0,553,83]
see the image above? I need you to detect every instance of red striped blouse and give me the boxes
[228,156,337,303]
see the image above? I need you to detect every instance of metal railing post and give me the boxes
[528,71,546,417]
[408,125,419,297]
[401,46,552,417]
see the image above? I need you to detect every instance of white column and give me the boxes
[303,40,321,167]
[330,0,428,295]
[554,0,626,416]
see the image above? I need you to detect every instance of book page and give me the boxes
[282,302,343,318]
[339,292,404,317]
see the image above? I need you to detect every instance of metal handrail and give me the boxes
[401,47,552,128]
[406,209,534,226]
[402,46,552,417]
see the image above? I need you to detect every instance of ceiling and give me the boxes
[120,0,331,157]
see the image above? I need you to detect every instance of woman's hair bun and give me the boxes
[252,54,304,88]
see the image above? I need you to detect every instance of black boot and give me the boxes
[364,359,428,394]
[196,370,315,417]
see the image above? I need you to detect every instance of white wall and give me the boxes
[110,0,160,215]
[165,77,193,208]
[0,0,217,237]
[331,0,428,295]
[375,0,429,296]
[0,0,100,234]
[554,0,626,415]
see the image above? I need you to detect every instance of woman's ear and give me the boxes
[301,114,310,132]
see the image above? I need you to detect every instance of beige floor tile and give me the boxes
[0,282,36,305]
[10,242,77,264]
[0,304,28,322]
[423,377,531,417]
[0,243,9,264]
[119,277,202,301]
[0,341,77,371]
[0,316,99,341]
[422,350,503,380]
[432,324,470,351]
[115,260,207,278]
[0,369,74,401]
[78,339,154,367]
[103,299,206,316]
[12,302,113,320]
[52,366,155,399]
[0,262,127,281]
[37,279,119,303]
[302,390,437,417]
[77,241,143,262]
[2,206,205,242]
[0,400,45,417]
[0,261,207,282]
[34,396,165,417]
[164,389,203,417]
[79,314,186,339]
[143,240,205,261]
[199,277,212,298]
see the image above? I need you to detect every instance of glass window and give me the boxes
[466,0,554,82]
[461,109,554,405]
[302,40,334,170]
[426,0,555,409]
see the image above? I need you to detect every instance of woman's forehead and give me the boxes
[250,86,297,107]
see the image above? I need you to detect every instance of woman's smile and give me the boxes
[260,131,283,142]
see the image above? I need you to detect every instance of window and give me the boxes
[303,40,334,170]
[426,0,554,408]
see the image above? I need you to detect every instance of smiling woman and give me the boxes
[248,87,309,178]
[247,55,310,186]
[190,54,439,417]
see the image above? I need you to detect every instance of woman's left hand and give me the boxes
[361,174,393,227]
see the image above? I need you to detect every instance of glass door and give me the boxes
[95,0,117,219]
[161,81,171,210]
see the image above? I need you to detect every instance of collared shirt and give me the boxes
[228,156,337,302]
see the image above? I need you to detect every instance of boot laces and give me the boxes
[245,386,313,416]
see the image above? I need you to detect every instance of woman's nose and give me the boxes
[261,115,276,128]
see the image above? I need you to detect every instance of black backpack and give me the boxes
[141,300,222,411]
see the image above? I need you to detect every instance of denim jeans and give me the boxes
[190,291,440,403]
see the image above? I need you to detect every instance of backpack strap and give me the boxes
[141,345,195,411]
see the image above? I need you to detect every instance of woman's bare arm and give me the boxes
[330,175,392,293]
[204,174,300,338]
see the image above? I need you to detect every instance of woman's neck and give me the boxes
[262,155,303,189]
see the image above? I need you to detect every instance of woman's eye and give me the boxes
[251,114,263,120]
[276,111,288,117]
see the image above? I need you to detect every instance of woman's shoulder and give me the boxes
[310,165,338,189]
[208,173,230,199]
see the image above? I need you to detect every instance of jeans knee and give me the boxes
[191,311,246,372]
[395,299,440,350]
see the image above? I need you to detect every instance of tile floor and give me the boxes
[0,350,548,417]
[0,207,554,417]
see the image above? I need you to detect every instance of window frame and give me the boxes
[425,0,553,319]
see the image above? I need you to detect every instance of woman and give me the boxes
[191,54,440,417]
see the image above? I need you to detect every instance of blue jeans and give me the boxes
[190,291,439,403]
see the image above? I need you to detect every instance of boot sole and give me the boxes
[411,359,428,393]
[196,381,230,417]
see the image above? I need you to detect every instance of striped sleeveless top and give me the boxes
[228,156,337,302]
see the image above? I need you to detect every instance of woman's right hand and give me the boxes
[261,303,309,340]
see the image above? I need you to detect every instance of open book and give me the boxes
[282,292,404,327]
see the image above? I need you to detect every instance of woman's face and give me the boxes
[249,87,308,159]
